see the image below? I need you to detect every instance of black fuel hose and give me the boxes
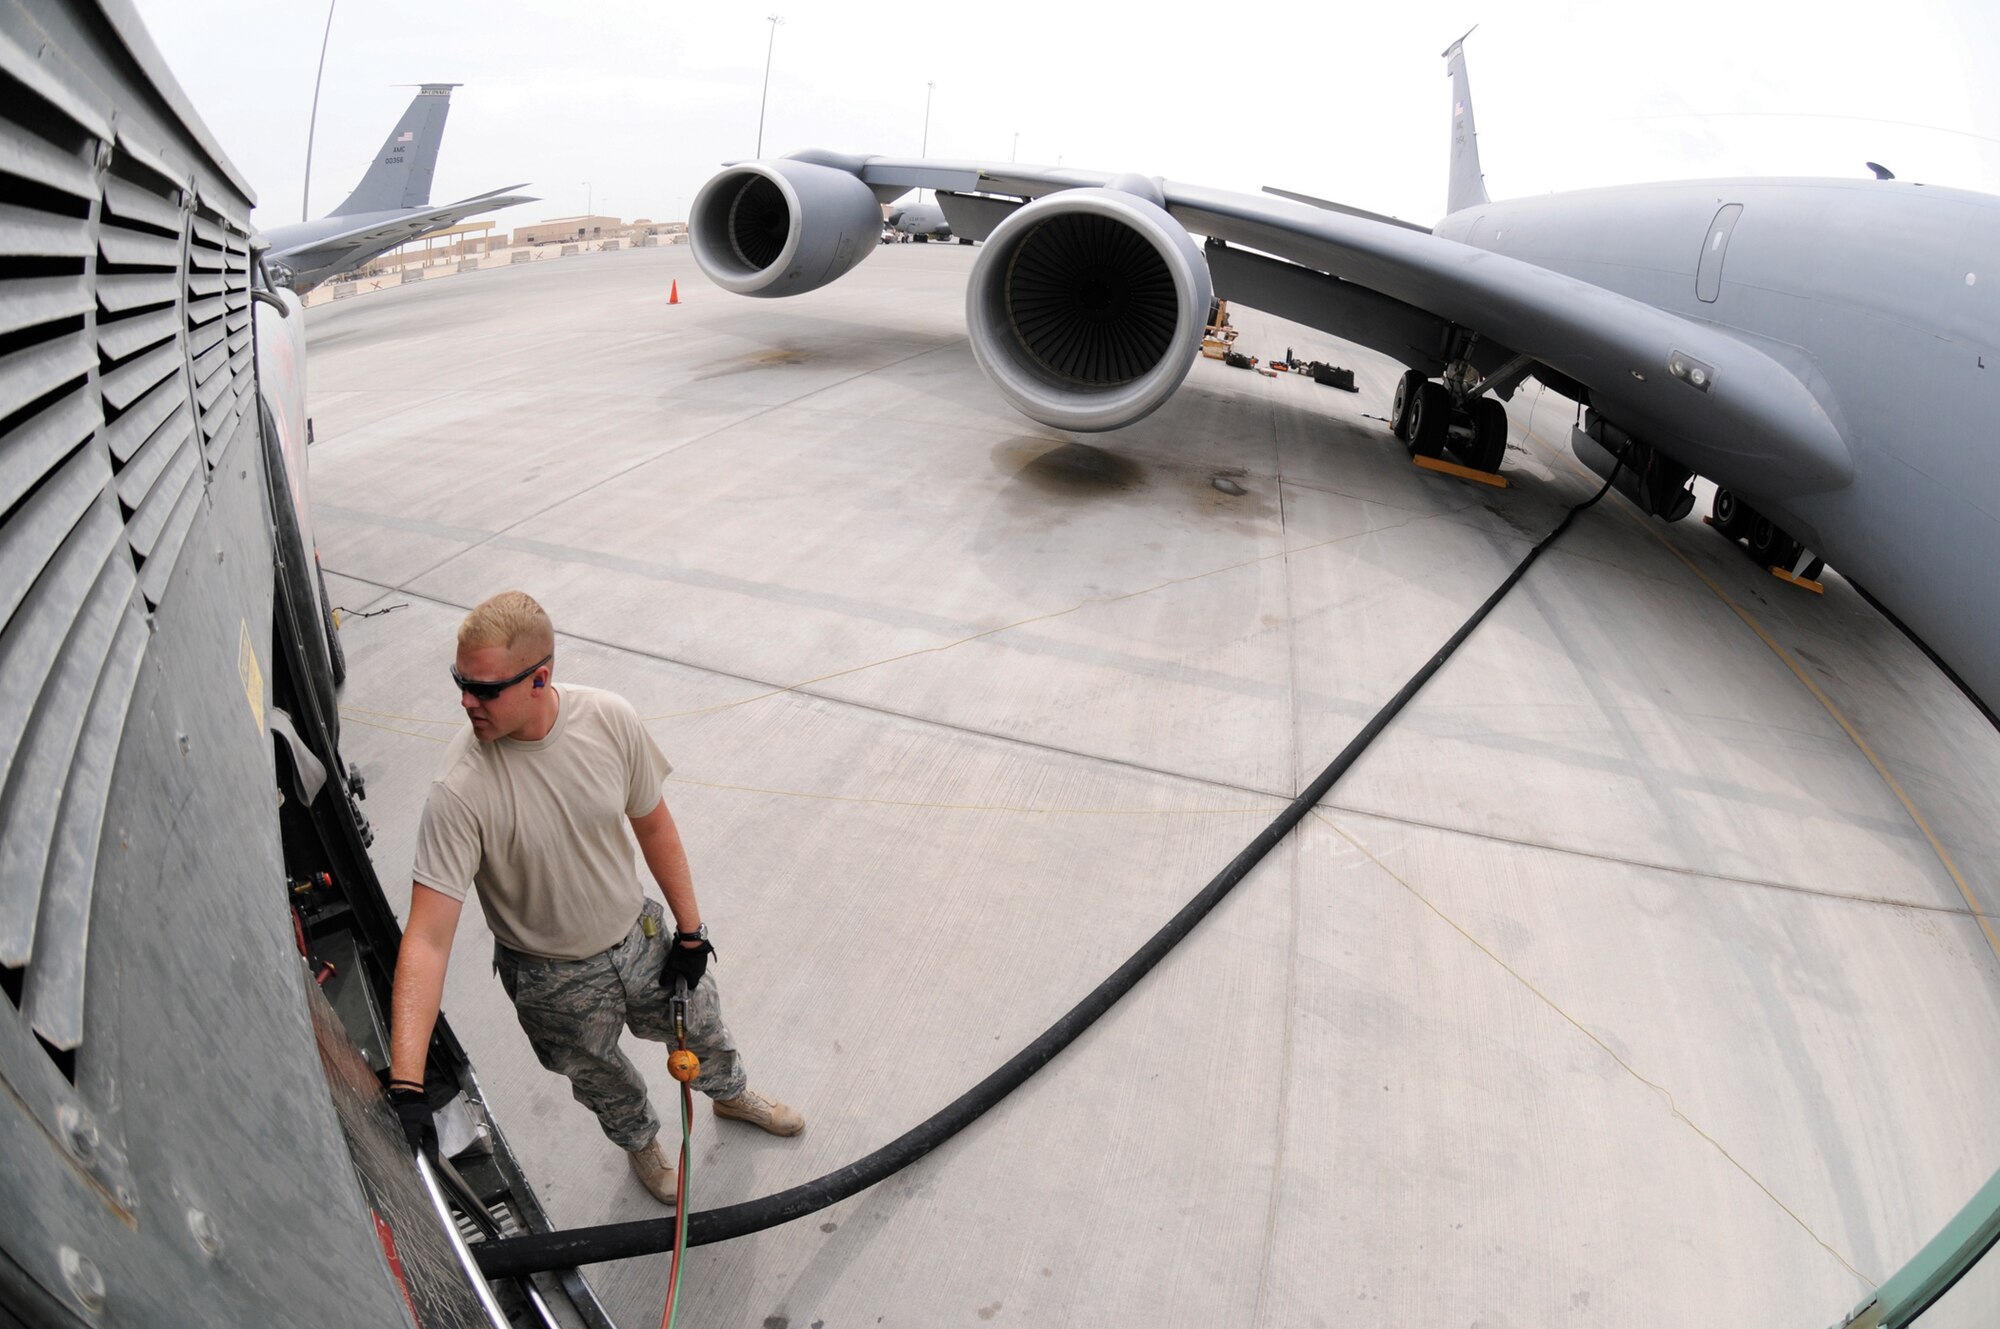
[475,460,1621,1279]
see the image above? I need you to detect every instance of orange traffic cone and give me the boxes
[668,280,680,305]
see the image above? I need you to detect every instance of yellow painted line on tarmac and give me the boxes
[1521,421,2000,965]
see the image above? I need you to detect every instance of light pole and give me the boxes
[1012,131,1018,164]
[756,15,784,157]
[919,81,935,201]
[301,0,338,222]
[583,181,592,217]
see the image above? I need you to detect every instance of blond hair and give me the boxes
[458,590,554,659]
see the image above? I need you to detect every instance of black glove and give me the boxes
[663,937,715,993]
[387,1083,437,1159]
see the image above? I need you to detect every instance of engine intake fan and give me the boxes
[966,187,1212,432]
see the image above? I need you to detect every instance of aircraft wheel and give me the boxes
[1391,370,1425,441]
[1711,488,1751,541]
[1408,382,1450,459]
[1747,514,1798,569]
[914,234,930,243]
[1469,398,1509,471]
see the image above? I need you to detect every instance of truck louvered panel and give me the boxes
[0,384,98,517]
[202,407,242,469]
[200,384,239,442]
[0,493,121,966]
[189,319,226,365]
[0,274,91,339]
[0,122,95,200]
[0,24,111,142]
[96,271,177,313]
[98,221,179,268]
[223,290,247,313]
[96,337,176,412]
[188,213,224,247]
[21,598,146,1052]
[185,240,224,271]
[193,352,230,408]
[184,270,222,298]
[0,200,92,258]
[185,293,225,327]
[0,329,92,425]
[104,374,185,463]
[99,174,181,232]
[0,548,133,976]
[123,437,196,560]
[95,305,177,362]
[0,438,107,635]
[113,402,190,508]
[106,126,187,199]
[136,465,200,607]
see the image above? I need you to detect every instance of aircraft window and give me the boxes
[1696,203,1743,303]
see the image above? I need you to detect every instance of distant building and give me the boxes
[512,214,625,246]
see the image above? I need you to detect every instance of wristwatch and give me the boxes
[674,923,709,945]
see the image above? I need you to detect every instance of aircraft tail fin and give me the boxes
[330,83,459,216]
[1442,30,1489,215]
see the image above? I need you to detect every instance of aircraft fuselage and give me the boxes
[1438,178,2000,714]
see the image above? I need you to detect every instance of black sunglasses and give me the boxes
[451,654,552,701]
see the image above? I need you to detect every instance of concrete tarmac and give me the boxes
[305,241,2000,1327]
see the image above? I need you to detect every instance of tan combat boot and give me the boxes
[626,1138,678,1205]
[711,1088,804,1136]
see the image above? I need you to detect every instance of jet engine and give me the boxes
[690,159,883,297]
[965,185,1212,433]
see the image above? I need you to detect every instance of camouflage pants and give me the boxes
[493,898,746,1152]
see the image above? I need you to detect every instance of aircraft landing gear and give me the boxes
[1392,369,1425,442]
[1709,487,1824,583]
[1406,380,1451,459]
[1464,398,1509,472]
[1711,486,1752,541]
[1393,373,1507,473]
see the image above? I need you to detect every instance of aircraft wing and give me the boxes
[710,154,1853,502]
[267,185,538,291]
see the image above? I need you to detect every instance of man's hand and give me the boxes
[388,1083,438,1159]
[663,936,714,992]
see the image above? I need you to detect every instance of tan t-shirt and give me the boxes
[411,684,672,959]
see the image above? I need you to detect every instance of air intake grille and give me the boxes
[0,33,255,1059]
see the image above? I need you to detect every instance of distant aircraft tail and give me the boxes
[330,83,459,216]
[1442,30,1489,215]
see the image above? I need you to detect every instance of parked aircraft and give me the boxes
[883,197,964,243]
[262,83,536,291]
[689,34,2000,726]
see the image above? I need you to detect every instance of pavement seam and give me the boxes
[1253,427,1306,1326]
[1314,809,1876,1288]
[1326,803,1989,921]
[332,583,1978,922]
[327,576,1297,806]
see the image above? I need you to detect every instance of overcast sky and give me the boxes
[134,0,2000,232]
